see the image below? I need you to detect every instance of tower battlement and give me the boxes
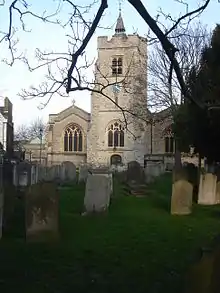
[97,34,147,50]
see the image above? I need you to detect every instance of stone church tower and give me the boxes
[22,12,175,166]
[87,12,148,167]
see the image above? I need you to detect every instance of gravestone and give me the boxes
[144,164,154,184]
[89,168,113,194]
[171,179,193,215]
[216,181,220,204]
[84,174,111,213]
[127,161,145,184]
[61,161,76,183]
[0,163,3,239]
[150,163,160,177]
[31,164,39,184]
[78,165,88,183]
[25,182,59,242]
[2,184,16,231]
[198,173,217,205]
[216,168,220,204]
[38,166,47,182]
[14,161,32,188]
[0,187,3,239]
[46,165,61,182]
[171,167,193,215]
[13,164,17,186]
[144,162,162,183]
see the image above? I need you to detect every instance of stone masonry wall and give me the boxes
[87,33,148,167]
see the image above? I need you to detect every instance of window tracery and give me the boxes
[64,124,83,152]
[107,121,124,147]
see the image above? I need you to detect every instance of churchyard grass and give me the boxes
[1,173,220,293]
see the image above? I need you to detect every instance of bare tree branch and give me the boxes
[147,22,211,112]
[0,0,217,128]
[14,118,46,141]
[127,0,213,108]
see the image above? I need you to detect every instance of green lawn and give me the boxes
[1,174,220,293]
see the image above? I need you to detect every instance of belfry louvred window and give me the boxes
[112,57,123,75]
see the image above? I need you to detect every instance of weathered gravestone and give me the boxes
[144,162,163,183]
[171,167,193,215]
[61,161,76,183]
[89,168,113,194]
[25,182,59,242]
[0,163,3,239]
[0,186,3,239]
[31,163,39,184]
[144,164,154,184]
[127,161,145,184]
[215,168,220,204]
[2,184,16,232]
[78,165,88,183]
[46,165,61,182]
[14,161,32,189]
[38,166,47,182]
[198,173,217,205]
[151,162,161,177]
[216,181,220,204]
[84,174,111,213]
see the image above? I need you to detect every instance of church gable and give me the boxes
[49,105,90,124]
[47,105,90,156]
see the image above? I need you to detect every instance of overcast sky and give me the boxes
[0,0,219,129]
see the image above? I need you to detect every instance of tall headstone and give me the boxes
[38,166,48,182]
[0,186,3,239]
[31,163,39,184]
[89,168,113,194]
[13,164,17,186]
[14,161,32,188]
[215,168,220,204]
[171,167,193,215]
[171,180,193,215]
[78,165,88,183]
[127,161,144,184]
[216,181,220,204]
[2,184,16,232]
[84,174,111,213]
[61,161,76,183]
[25,182,59,242]
[144,162,163,183]
[46,165,61,182]
[198,173,217,205]
[0,163,3,239]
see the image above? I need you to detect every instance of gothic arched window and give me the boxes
[163,125,175,153]
[107,121,124,147]
[64,124,83,152]
[112,57,123,75]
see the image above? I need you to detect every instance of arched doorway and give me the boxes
[110,154,122,165]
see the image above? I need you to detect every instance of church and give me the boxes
[23,12,174,167]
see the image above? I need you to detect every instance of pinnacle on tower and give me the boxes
[115,1,126,35]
